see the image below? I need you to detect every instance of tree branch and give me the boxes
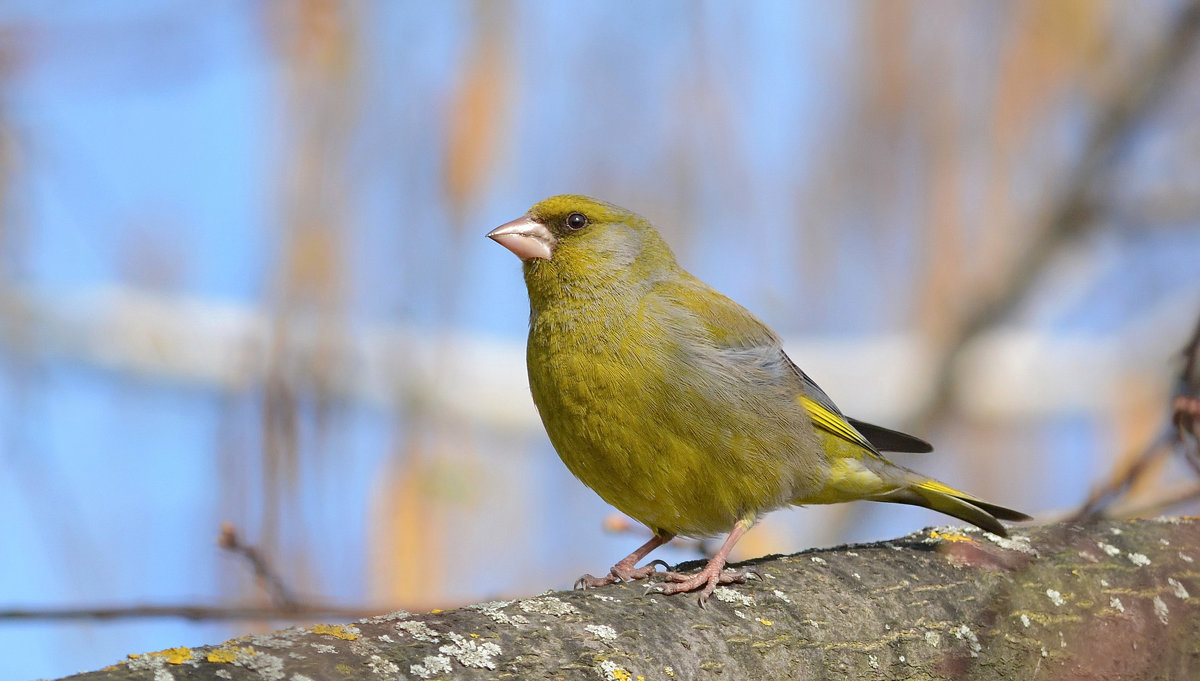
[59,518,1200,680]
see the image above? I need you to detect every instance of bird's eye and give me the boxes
[566,212,588,231]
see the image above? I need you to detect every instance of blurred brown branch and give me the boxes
[1173,313,1200,463]
[1074,308,1200,519]
[1073,429,1181,520]
[1110,482,1200,520]
[911,0,1200,431]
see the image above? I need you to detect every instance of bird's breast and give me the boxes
[524,301,814,536]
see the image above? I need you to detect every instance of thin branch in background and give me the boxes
[1177,394,1200,474]
[1071,429,1177,520]
[1172,312,1200,472]
[0,524,441,623]
[910,0,1200,431]
[1073,308,1200,520]
[218,522,299,610]
[1109,482,1200,521]
[0,604,377,623]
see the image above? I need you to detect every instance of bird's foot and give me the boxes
[647,565,761,606]
[575,559,670,590]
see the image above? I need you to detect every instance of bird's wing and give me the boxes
[790,356,932,453]
[651,274,877,454]
[787,360,878,453]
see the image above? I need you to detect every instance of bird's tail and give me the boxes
[868,478,1031,537]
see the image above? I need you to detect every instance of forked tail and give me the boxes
[868,478,1031,537]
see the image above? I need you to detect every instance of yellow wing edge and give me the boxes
[799,395,874,451]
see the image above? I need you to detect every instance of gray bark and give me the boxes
[62,518,1200,680]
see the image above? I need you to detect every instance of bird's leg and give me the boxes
[575,532,674,589]
[650,517,757,606]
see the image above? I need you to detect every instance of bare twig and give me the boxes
[1172,312,1200,471]
[1073,308,1200,519]
[1071,429,1178,521]
[218,522,299,609]
[1178,394,1200,474]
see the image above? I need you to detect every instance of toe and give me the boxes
[717,568,751,585]
[612,560,670,583]
[574,573,616,590]
[696,576,722,606]
[648,567,751,601]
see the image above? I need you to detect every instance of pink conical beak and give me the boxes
[487,216,555,261]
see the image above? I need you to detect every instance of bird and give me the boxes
[487,195,1030,604]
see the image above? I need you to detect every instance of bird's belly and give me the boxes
[529,345,807,537]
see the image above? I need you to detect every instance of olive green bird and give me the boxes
[488,195,1029,604]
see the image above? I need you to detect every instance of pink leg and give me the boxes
[575,532,674,589]
[650,519,758,606]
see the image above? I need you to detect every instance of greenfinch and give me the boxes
[488,195,1029,604]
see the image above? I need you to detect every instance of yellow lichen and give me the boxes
[146,647,193,665]
[430,608,444,613]
[930,529,974,543]
[207,646,254,663]
[757,618,774,626]
[311,624,360,641]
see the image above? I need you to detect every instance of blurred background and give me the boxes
[2,1,1200,678]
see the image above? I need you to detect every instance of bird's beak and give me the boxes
[486,216,556,261]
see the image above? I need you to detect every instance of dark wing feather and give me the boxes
[792,362,931,454]
[846,418,933,453]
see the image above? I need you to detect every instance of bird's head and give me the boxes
[488,195,678,300]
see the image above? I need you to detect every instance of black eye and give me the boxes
[566,212,588,230]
